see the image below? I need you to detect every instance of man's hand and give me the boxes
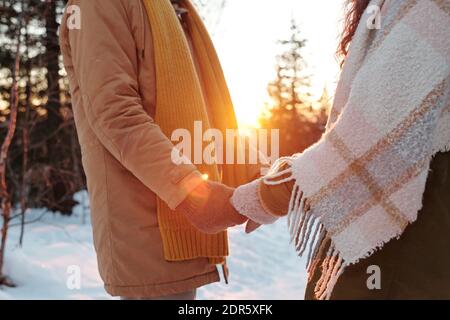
[176,181,248,234]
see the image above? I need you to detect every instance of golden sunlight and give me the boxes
[213,0,344,129]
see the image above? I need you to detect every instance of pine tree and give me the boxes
[260,20,329,156]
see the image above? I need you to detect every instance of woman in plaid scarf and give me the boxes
[232,0,450,300]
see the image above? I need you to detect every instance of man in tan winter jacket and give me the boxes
[59,0,258,300]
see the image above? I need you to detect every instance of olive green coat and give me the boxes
[306,152,450,300]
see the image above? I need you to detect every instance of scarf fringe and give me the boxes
[264,162,347,300]
[440,141,450,153]
[287,185,347,300]
[306,227,326,277]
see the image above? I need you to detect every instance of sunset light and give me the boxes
[210,0,344,128]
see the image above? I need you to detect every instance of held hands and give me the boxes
[177,161,295,235]
[176,180,249,234]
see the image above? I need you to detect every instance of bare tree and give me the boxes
[18,20,32,246]
[0,1,22,286]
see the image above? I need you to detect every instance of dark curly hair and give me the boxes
[338,0,371,67]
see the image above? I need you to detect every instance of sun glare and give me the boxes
[214,0,343,130]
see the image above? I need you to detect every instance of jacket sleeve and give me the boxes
[60,0,203,209]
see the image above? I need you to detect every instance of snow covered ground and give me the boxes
[0,191,306,300]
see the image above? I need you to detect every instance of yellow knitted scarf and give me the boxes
[143,0,250,264]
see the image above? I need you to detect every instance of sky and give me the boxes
[206,0,345,127]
